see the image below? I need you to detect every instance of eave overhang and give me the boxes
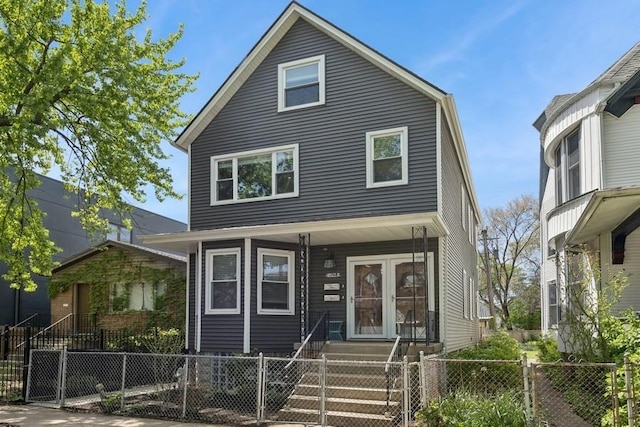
[565,186,640,246]
[141,213,449,253]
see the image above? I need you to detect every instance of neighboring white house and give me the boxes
[536,41,640,344]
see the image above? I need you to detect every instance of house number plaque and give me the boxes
[325,272,341,278]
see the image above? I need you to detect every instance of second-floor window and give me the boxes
[554,128,580,204]
[211,144,299,205]
[278,55,325,111]
[107,222,131,243]
[365,127,409,188]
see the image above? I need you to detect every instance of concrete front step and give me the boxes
[321,342,395,356]
[285,394,400,415]
[293,384,390,400]
[276,407,399,427]
[300,372,390,389]
[321,352,389,362]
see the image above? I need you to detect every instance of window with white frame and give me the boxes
[548,280,559,326]
[110,282,164,312]
[278,55,325,111]
[205,248,241,314]
[366,127,408,188]
[257,248,294,315]
[468,204,474,243]
[462,269,468,319]
[554,128,580,205]
[211,145,298,204]
[461,186,468,231]
[468,276,475,319]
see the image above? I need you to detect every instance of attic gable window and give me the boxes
[211,144,299,205]
[278,55,325,112]
[365,127,409,188]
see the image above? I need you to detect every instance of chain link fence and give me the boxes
[25,348,639,426]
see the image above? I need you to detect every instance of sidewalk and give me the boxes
[0,404,229,426]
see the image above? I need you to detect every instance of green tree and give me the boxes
[0,0,197,290]
[479,195,540,326]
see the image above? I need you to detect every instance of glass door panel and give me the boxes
[352,262,384,338]
[394,261,427,340]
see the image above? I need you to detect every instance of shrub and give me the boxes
[456,331,522,360]
[535,335,562,362]
[415,392,529,427]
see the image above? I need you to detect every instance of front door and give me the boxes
[347,254,434,340]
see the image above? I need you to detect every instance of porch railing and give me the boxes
[285,311,328,369]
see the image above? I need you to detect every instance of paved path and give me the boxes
[0,404,227,426]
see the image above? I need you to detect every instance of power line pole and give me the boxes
[481,228,496,330]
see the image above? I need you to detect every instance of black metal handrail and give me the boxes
[286,311,328,369]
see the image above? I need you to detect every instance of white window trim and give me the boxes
[468,205,473,243]
[365,126,409,188]
[468,276,475,319]
[461,185,467,231]
[462,268,468,319]
[257,248,295,315]
[277,55,325,112]
[210,144,299,205]
[205,248,241,315]
[554,127,581,205]
[548,279,559,328]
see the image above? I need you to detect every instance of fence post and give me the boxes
[59,346,68,408]
[181,354,189,419]
[419,351,427,407]
[120,353,127,412]
[625,355,635,427]
[256,353,265,423]
[2,325,8,360]
[530,363,537,420]
[21,325,31,401]
[319,354,327,426]
[403,356,410,427]
[522,353,532,423]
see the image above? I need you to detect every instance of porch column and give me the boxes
[299,233,310,341]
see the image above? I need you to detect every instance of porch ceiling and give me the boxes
[141,212,449,253]
[566,187,640,244]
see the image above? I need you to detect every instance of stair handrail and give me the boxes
[1,314,39,337]
[286,311,328,369]
[16,313,73,349]
[385,335,402,416]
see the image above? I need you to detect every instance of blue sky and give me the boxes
[128,0,640,223]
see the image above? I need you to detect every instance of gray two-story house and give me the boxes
[145,2,481,355]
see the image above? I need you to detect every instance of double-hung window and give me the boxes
[365,127,408,188]
[205,248,241,314]
[548,280,558,327]
[257,248,294,315]
[554,128,580,205]
[278,55,325,111]
[211,145,298,204]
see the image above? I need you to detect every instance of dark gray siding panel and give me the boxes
[199,240,245,353]
[250,240,300,354]
[440,114,479,352]
[308,239,439,330]
[191,19,437,230]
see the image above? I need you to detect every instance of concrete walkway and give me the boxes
[0,404,229,426]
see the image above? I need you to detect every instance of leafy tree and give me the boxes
[0,0,197,290]
[479,195,540,326]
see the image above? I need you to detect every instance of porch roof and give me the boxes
[141,212,449,252]
[566,186,640,245]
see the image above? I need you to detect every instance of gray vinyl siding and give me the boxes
[308,239,440,331]
[196,237,440,354]
[198,240,245,354]
[250,240,300,354]
[440,115,479,352]
[190,18,437,230]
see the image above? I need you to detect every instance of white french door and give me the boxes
[347,253,434,340]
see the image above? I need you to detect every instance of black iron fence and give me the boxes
[1,324,175,402]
